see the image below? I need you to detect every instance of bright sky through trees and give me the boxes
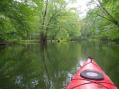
[66,0,98,18]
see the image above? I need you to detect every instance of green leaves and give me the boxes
[0,0,80,42]
[39,0,81,41]
[80,0,119,41]
[0,0,43,41]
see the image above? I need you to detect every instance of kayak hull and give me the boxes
[66,58,117,89]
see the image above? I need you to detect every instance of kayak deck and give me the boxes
[66,58,117,89]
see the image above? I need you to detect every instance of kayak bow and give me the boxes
[66,58,117,89]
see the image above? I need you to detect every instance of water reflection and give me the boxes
[0,42,119,89]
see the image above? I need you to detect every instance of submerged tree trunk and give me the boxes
[40,32,47,47]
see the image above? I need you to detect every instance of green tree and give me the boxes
[0,0,43,42]
[80,0,119,41]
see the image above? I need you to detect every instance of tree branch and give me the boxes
[96,0,119,27]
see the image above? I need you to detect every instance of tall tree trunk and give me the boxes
[40,32,47,46]
[40,0,48,46]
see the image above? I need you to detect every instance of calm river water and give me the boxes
[0,41,119,89]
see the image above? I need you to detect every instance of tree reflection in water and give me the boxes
[0,42,119,89]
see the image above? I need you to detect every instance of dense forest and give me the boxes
[81,0,119,42]
[0,0,119,44]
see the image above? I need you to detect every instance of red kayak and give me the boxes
[66,58,117,89]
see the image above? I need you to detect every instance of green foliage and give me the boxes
[0,0,81,43]
[80,0,119,41]
[39,0,81,42]
[0,0,43,41]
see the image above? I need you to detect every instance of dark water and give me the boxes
[0,41,119,89]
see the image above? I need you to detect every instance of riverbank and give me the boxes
[1,38,119,46]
